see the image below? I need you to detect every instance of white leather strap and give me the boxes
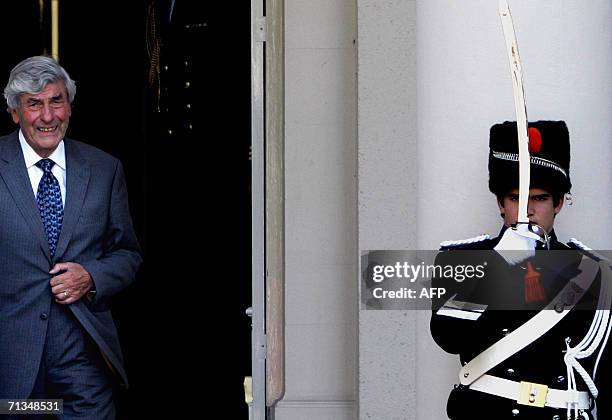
[469,374,590,410]
[460,256,599,385]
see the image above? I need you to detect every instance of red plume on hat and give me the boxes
[528,127,542,153]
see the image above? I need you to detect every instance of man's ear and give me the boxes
[554,196,564,215]
[10,109,19,124]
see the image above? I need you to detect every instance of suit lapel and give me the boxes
[54,139,90,260]
[0,131,51,261]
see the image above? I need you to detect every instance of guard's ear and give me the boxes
[497,197,505,212]
[554,196,564,215]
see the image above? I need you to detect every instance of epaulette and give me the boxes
[568,238,609,264]
[568,238,592,251]
[439,234,491,250]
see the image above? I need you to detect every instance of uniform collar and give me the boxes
[497,225,560,249]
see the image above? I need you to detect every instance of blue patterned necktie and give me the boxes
[36,159,63,257]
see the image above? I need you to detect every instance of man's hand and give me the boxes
[49,262,94,305]
[494,225,539,265]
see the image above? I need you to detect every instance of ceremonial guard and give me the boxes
[430,120,612,420]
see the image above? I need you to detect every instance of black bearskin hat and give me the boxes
[488,120,571,196]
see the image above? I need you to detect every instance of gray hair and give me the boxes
[3,56,76,110]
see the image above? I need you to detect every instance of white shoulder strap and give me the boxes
[459,256,600,385]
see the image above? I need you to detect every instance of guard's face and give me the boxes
[11,81,71,158]
[498,187,564,233]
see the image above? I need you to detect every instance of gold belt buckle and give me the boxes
[518,381,548,408]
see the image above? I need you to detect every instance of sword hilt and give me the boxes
[512,222,550,250]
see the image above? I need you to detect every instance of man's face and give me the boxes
[10,80,71,158]
[497,187,564,233]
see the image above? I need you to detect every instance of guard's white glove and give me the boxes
[494,224,541,265]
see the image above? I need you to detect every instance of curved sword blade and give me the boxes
[499,0,530,223]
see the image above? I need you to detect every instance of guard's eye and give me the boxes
[533,195,550,202]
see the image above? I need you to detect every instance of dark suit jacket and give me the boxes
[0,130,142,398]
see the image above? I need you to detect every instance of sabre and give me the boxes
[498,0,530,224]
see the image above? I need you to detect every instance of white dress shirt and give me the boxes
[18,130,66,207]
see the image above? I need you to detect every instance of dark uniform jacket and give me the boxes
[430,227,611,420]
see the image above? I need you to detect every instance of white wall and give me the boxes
[278,1,357,419]
[358,1,612,419]
[417,0,612,249]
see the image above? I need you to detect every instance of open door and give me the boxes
[249,0,284,418]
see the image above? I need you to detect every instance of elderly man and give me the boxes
[0,56,141,418]
[431,121,611,420]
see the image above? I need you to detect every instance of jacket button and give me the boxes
[553,415,561,420]
[502,328,510,336]
[506,368,515,376]
[556,376,565,383]
[40,313,48,320]
[512,408,520,416]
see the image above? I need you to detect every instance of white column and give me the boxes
[358,0,419,418]
[278,1,358,419]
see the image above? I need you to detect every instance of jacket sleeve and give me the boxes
[430,249,507,355]
[430,250,479,354]
[81,161,142,304]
